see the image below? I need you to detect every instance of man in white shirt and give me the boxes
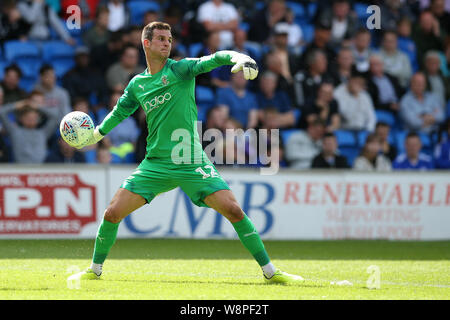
[197,0,239,49]
[334,71,376,132]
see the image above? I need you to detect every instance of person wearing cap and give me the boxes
[248,0,288,43]
[299,21,336,72]
[62,46,109,105]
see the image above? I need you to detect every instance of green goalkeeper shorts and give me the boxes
[120,158,230,207]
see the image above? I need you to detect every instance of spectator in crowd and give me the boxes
[378,31,413,89]
[229,28,259,62]
[393,131,434,170]
[216,71,259,129]
[62,46,109,105]
[34,64,71,120]
[143,10,160,26]
[316,0,359,49]
[0,64,27,104]
[366,54,403,113]
[0,87,9,162]
[429,0,450,38]
[434,119,450,169]
[441,38,450,77]
[46,136,86,163]
[334,71,376,132]
[96,141,113,164]
[248,0,287,43]
[397,17,419,72]
[197,0,239,49]
[412,10,444,69]
[196,31,231,89]
[103,0,128,32]
[0,0,30,44]
[311,132,349,169]
[423,50,450,108]
[82,5,110,49]
[330,46,354,86]
[90,30,125,74]
[375,122,398,162]
[300,21,336,72]
[105,45,144,92]
[126,26,147,66]
[264,51,293,97]
[351,28,373,74]
[293,49,333,108]
[257,71,298,129]
[202,104,229,152]
[399,72,444,133]
[380,0,416,32]
[285,119,325,169]
[269,22,299,84]
[17,0,75,44]
[353,133,392,171]
[299,82,340,132]
[98,91,139,161]
[284,7,303,47]
[0,95,59,163]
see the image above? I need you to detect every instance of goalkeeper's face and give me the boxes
[144,29,172,60]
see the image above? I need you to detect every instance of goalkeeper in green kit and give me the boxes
[71,22,303,284]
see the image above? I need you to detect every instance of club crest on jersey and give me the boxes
[161,75,169,86]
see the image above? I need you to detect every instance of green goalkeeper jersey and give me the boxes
[98,51,235,163]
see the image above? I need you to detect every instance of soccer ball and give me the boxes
[60,111,95,148]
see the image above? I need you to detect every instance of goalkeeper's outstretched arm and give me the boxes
[174,50,259,80]
[76,84,139,149]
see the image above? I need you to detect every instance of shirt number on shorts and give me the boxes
[195,165,219,179]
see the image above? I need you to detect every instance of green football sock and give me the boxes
[232,215,270,267]
[92,219,120,264]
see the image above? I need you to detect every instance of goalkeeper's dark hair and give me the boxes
[142,21,171,42]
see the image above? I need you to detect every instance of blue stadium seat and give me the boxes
[16,60,43,78]
[307,2,318,21]
[42,41,75,62]
[335,130,359,166]
[0,61,6,80]
[280,129,299,145]
[375,110,396,127]
[196,85,215,106]
[189,43,203,58]
[339,148,360,166]
[353,2,370,21]
[301,24,315,43]
[4,41,40,62]
[286,2,306,19]
[19,76,37,93]
[42,41,76,77]
[334,130,357,147]
[128,1,161,26]
[4,41,42,79]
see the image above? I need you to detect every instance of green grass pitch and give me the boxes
[0,239,449,300]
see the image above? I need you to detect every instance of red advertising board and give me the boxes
[0,173,97,234]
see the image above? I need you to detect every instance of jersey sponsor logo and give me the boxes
[138,84,145,91]
[143,92,172,113]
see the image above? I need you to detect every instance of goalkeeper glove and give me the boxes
[228,51,259,80]
[75,126,104,149]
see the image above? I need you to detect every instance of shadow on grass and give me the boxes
[0,239,449,261]
[111,278,333,290]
